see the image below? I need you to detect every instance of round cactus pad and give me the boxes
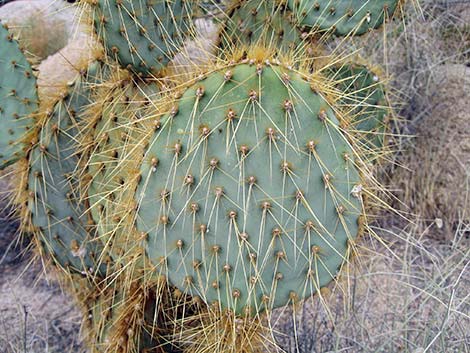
[136,63,363,314]
[0,22,38,169]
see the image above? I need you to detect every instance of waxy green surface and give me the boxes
[28,62,109,275]
[136,63,363,314]
[288,0,400,36]
[330,63,389,152]
[220,0,303,55]
[0,22,38,169]
[92,0,194,75]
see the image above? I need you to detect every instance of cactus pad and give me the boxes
[90,0,194,75]
[27,62,108,275]
[84,73,159,263]
[287,0,401,36]
[331,62,390,152]
[220,0,303,55]
[0,22,38,169]
[136,62,364,314]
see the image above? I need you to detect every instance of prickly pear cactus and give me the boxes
[135,61,364,314]
[83,71,159,264]
[0,0,402,351]
[331,62,390,152]
[27,62,109,275]
[79,281,160,353]
[220,0,303,55]
[88,0,195,75]
[0,22,38,169]
[288,0,401,36]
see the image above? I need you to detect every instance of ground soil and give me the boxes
[0,176,86,353]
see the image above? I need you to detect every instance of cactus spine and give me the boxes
[135,61,363,315]
[0,0,406,351]
[26,61,111,275]
[0,22,38,169]
[220,0,304,55]
[89,0,195,75]
[287,0,402,37]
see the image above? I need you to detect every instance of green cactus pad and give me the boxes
[0,22,38,169]
[85,74,159,262]
[27,62,109,275]
[136,62,364,314]
[219,0,303,55]
[330,62,390,152]
[287,0,401,36]
[90,0,194,75]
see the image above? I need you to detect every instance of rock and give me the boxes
[0,0,76,61]
[37,32,102,104]
[166,18,219,80]
[0,0,102,103]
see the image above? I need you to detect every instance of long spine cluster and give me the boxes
[0,0,403,352]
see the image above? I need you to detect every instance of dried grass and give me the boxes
[392,64,470,234]
[273,223,470,353]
